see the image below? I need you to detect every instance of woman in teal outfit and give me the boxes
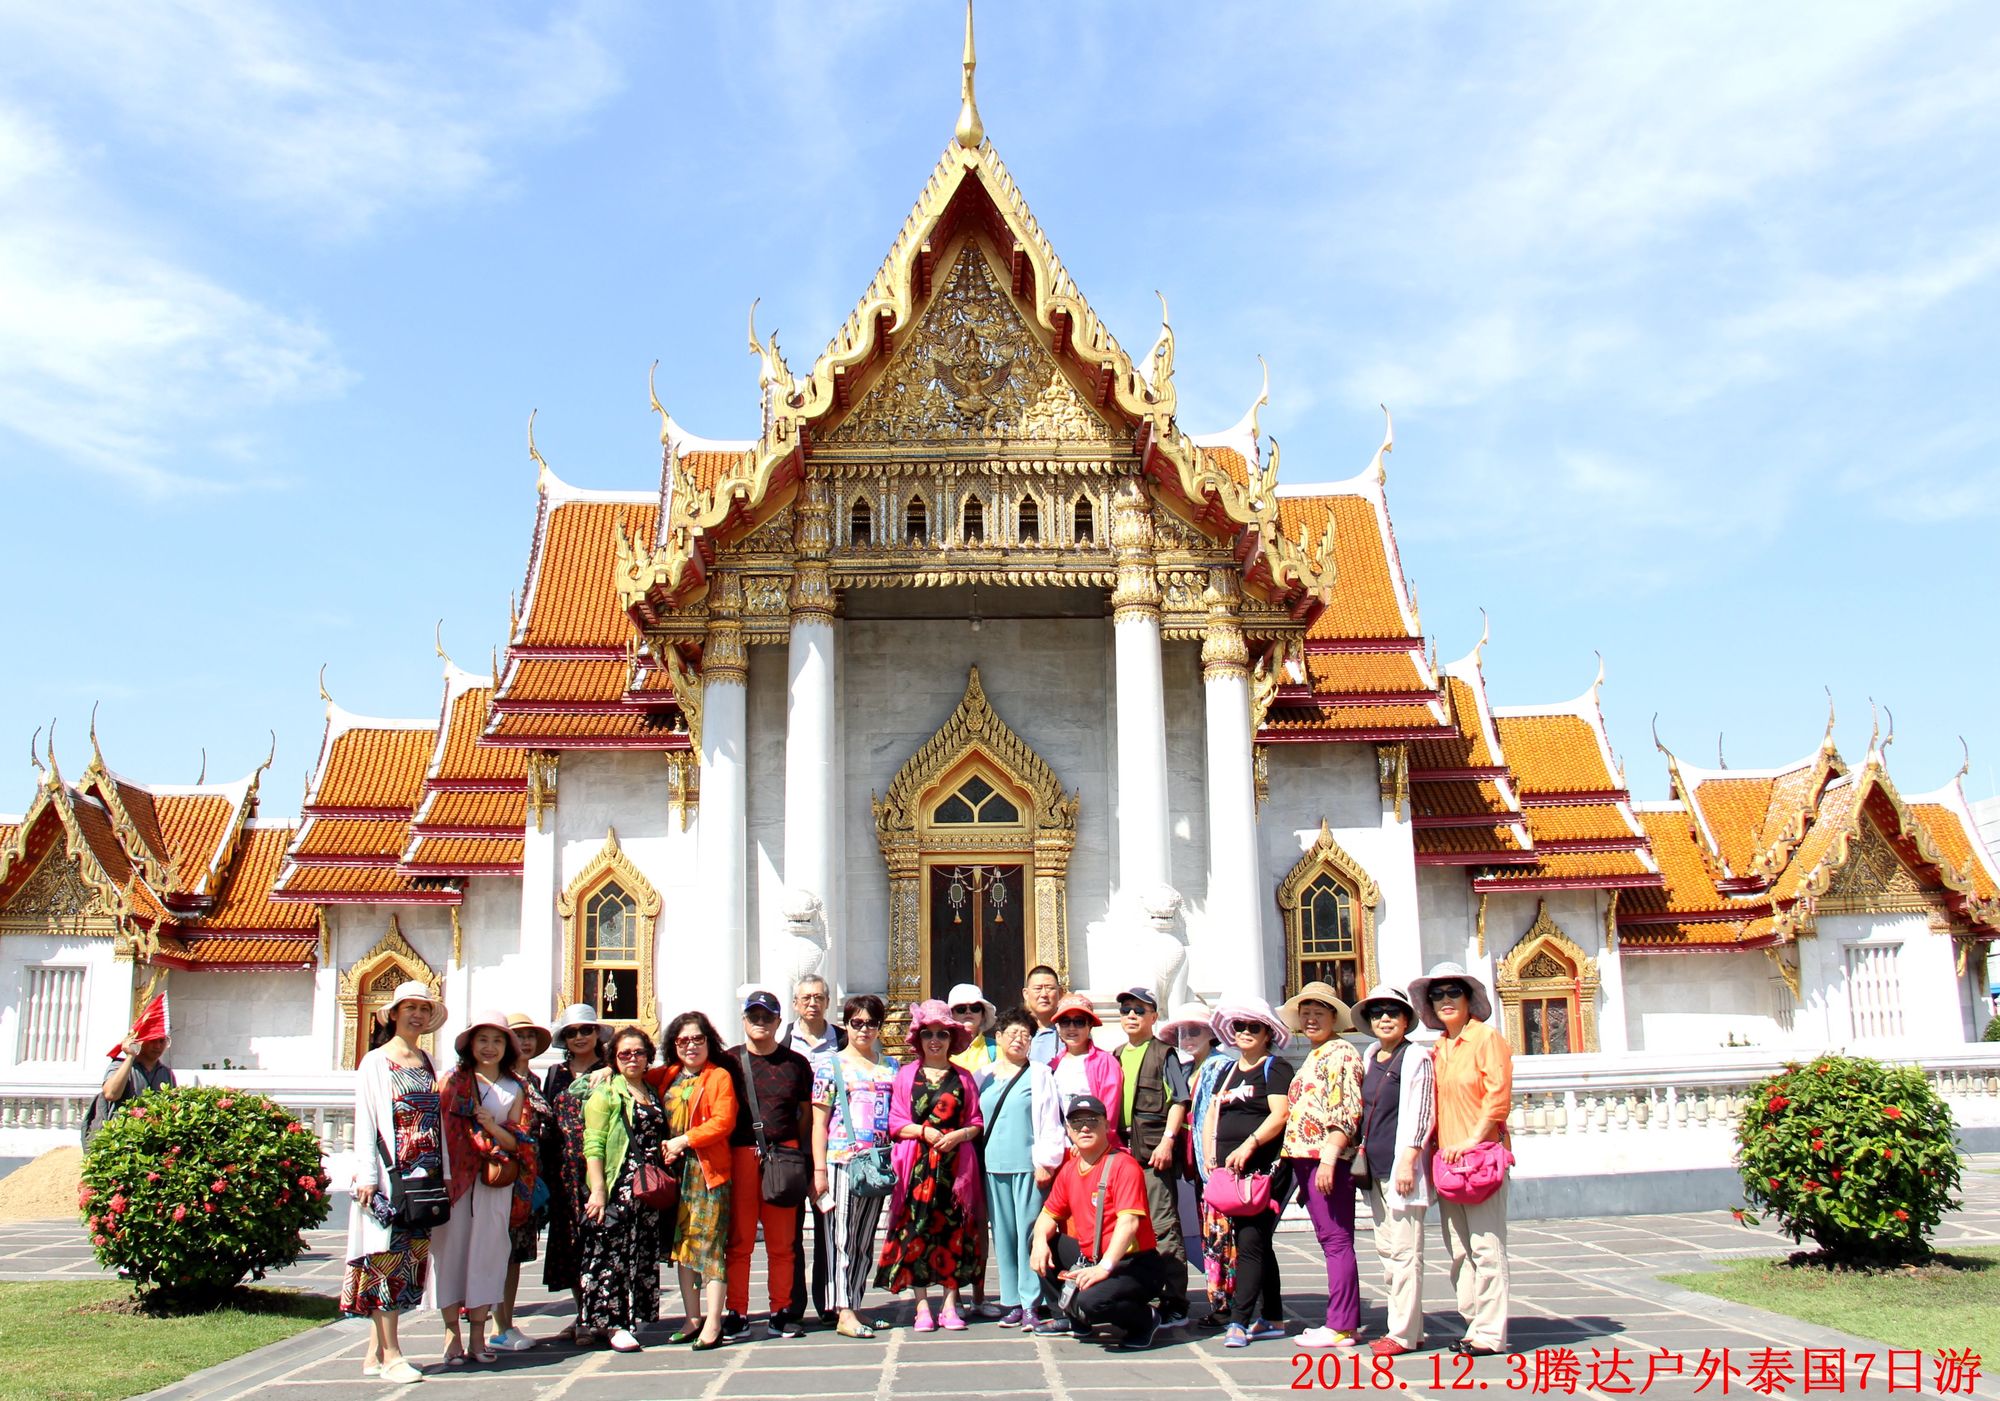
[977,1007,1065,1328]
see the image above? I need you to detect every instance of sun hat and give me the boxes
[944,982,997,1032]
[1279,981,1353,1036]
[383,980,440,1023]
[1051,992,1102,1028]
[506,1012,553,1058]
[1156,999,1215,1043]
[1209,996,1291,1050]
[454,1008,514,1057]
[1352,983,1420,1029]
[552,1003,610,1043]
[1407,961,1494,1030]
[907,999,974,1055]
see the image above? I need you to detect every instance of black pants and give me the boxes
[1230,1206,1283,1325]
[787,1199,830,1320]
[1037,1236,1164,1338]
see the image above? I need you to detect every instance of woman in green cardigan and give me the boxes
[576,1026,669,1352]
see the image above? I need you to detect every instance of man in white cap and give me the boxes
[947,983,999,1081]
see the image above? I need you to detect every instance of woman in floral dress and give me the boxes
[541,1005,609,1335]
[577,1025,670,1352]
[875,1000,986,1331]
[344,981,446,1385]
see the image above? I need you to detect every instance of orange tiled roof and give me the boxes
[1619,915,1776,948]
[681,451,739,495]
[1910,802,2000,902]
[484,710,679,743]
[1415,824,1525,855]
[1523,804,1640,845]
[1203,446,1251,488]
[313,727,435,811]
[1412,780,1515,820]
[275,864,437,899]
[203,826,317,932]
[157,934,316,968]
[293,818,408,861]
[1478,850,1655,883]
[402,835,526,869]
[1623,809,1735,916]
[415,790,527,829]
[153,792,240,893]
[105,776,168,866]
[1683,773,1782,875]
[517,500,660,650]
[0,820,18,852]
[1279,495,1414,642]
[1768,778,1860,905]
[1493,713,1618,795]
[68,794,136,888]
[499,659,633,705]
[431,685,527,786]
[1304,652,1430,696]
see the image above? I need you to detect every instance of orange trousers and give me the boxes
[726,1144,799,1316]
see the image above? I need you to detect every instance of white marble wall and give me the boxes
[1795,912,1965,1051]
[747,645,790,990]
[1620,949,1788,1052]
[169,970,318,1071]
[0,932,128,1077]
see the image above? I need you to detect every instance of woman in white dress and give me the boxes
[431,1009,537,1364]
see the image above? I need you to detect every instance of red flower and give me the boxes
[92,1233,106,1246]
[1893,1209,1909,1221]
[224,1163,239,1175]
[286,1121,303,1134]
[1882,1105,1903,1120]
[1767,1096,1789,1113]
[145,1171,160,1183]
[1770,1177,1783,1191]
[1883,1149,1894,1160]
[203,1202,216,1214]
[211,1179,228,1195]
[297,1174,316,1190]
[277,1191,291,1205]
[218,1097,235,1108]
[109,1194,127,1215]
[1830,1169,1842,1181]
[173,1205,187,1223]
[129,1109,146,1120]
[1801,1179,1821,1192]
[78,1185,96,1207]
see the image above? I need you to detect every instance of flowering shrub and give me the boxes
[79,1084,332,1304]
[1982,1015,2000,1042]
[1734,1054,1960,1262]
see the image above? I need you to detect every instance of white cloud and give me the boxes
[0,0,628,236]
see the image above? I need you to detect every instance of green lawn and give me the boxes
[1665,1249,2000,1362]
[0,1281,337,1401]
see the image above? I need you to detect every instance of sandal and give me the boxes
[667,1327,702,1345]
[835,1320,876,1339]
[441,1339,467,1367]
[470,1346,499,1364]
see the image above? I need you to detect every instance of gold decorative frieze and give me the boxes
[526,752,560,834]
[703,570,749,685]
[1109,483,1160,622]
[666,750,700,830]
[1376,742,1409,822]
[1200,569,1249,682]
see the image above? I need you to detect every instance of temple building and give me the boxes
[3,13,1996,1080]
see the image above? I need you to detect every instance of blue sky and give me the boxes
[2,0,1996,815]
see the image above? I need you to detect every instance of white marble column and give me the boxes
[519,753,560,1019]
[780,481,840,994]
[694,572,749,1029]
[1111,485,1172,898]
[1200,574,1266,1001]
[1594,893,1631,1053]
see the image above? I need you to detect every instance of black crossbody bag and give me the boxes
[373,1054,450,1232]
[739,1050,813,1208]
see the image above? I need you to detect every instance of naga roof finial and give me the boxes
[1590,650,1606,703]
[258,729,276,778]
[88,700,103,766]
[29,725,44,777]
[1366,404,1393,487]
[1472,607,1491,669]
[1866,697,1879,758]
[1954,736,1971,784]
[318,664,334,707]
[1821,686,1837,752]
[1716,733,1727,769]
[527,409,550,492]
[197,747,206,785]
[955,0,983,149]
[434,619,452,668]
[648,359,672,447]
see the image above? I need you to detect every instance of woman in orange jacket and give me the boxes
[653,1011,738,1348]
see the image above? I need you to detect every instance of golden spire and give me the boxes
[955,0,983,149]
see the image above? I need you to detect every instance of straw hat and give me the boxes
[1407,961,1495,1030]
[1209,996,1291,1050]
[906,999,974,1055]
[1279,981,1354,1035]
[506,1012,552,1059]
[454,1008,514,1057]
[944,982,998,1032]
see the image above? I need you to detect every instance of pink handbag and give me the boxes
[1206,1165,1275,1217]
[1432,1141,1513,1204]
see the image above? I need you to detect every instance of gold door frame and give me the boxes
[873,667,1078,1027]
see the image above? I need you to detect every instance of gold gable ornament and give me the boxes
[1496,901,1600,1055]
[337,915,443,1070]
[557,828,663,1035]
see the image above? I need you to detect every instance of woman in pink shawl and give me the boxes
[874,1000,987,1331]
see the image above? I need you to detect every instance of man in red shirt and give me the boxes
[1029,1095,1164,1349]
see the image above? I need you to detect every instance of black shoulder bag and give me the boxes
[739,1050,813,1208]
[980,1063,1027,1147]
[374,1054,450,1232]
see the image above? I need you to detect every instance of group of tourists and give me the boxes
[335,957,1516,1381]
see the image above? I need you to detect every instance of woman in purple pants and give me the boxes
[1280,981,1364,1350]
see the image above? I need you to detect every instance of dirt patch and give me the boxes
[0,1146,81,1221]
[1783,1248,1997,1279]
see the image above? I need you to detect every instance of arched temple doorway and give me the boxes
[873,667,1078,1022]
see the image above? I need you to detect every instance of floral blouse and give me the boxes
[1280,1037,1363,1160]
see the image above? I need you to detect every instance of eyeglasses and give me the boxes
[615,1048,650,1062]
[918,1028,954,1041]
[797,992,828,1004]
[1428,986,1469,1002]
[674,1035,708,1049]
[950,1004,984,1017]
[1055,1016,1094,1030]
[847,1018,881,1030]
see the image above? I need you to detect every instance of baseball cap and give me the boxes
[1116,986,1158,1010]
[742,990,782,1016]
[1065,1094,1110,1122]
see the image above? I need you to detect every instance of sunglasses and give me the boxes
[615,1048,650,1062]
[1428,985,1469,1002]
[847,1018,881,1030]
[918,1028,955,1040]
[674,1035,708,1048]
[563,1026,598,1039]
[950,1004,985,1017]
[744,1010,779,1024]
[1366,1007,1407,1020]
[1229,1020,1268,1037]
[1055,1016,1094,1029]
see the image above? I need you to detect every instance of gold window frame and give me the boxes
[1276,820,1380,1001]
[558,827,661,1035]
[1496,899,1600,1054]
[336,915,441,1070]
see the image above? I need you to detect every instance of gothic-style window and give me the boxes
[931,771,1021,827]
[1496,902,1599,1054]
[850,499,873,546]
[1073,496,1094,544]
[1294,873,1361,1007]
[962,495,985,543]
[906,496,928,544]
[582,882,641,1021]
[1018,496,1040,543]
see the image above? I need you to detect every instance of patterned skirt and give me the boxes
[1200,1200,1239,1309]
[668,1156,729,1278]
[342,1231,431,1316]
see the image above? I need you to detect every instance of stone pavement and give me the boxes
[2,1160,1996,1400]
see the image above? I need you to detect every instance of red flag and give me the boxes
[108,992,169,1060]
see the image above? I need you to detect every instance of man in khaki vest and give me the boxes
[1113,986,1190,1328]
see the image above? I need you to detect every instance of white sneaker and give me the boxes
[488,1329,538,1352]
[608,1328,642,1352]
[1296,1326,1358,1349]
